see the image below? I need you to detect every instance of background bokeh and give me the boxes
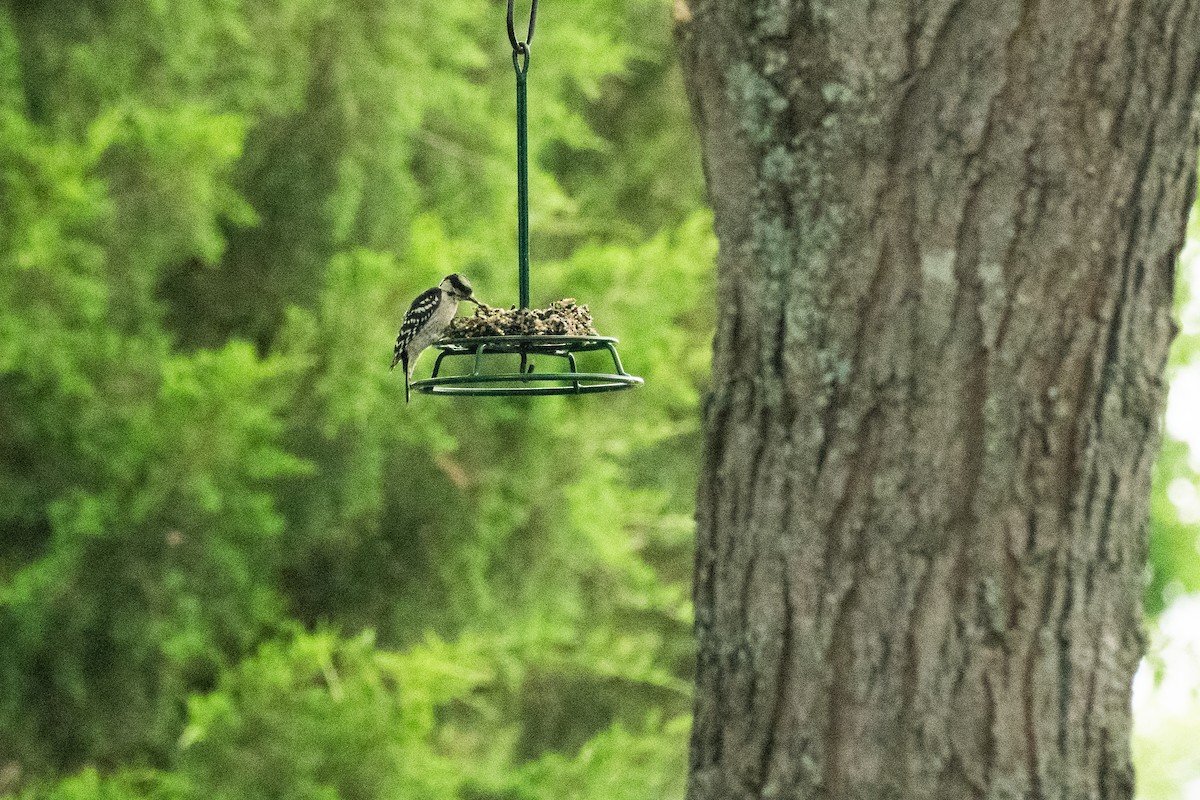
[0,2,1195,798]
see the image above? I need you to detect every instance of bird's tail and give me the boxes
[390,346,411,403]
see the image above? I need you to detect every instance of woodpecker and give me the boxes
[391,273,479,402]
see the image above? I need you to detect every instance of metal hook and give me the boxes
[507,0,537,53]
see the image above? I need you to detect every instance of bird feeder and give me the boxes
[410,0,642,397]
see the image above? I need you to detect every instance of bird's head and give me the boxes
[440,273,478,305]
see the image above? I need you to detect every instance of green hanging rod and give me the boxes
[509,0,536,310]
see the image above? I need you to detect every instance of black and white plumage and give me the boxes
[391,273,478,402]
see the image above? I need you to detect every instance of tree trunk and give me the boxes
[676,2,1200,798]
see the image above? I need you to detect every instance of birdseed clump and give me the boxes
[445,299,599,338]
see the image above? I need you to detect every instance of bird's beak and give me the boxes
[464,296,480,305]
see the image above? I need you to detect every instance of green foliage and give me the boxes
[178,630,476,800]
[1,0,702,797]
[0,338,305,770]
[1132,596,1200,800]
[12,768,184,800]
[171,629,687,800]
[1147,438,1200,613]
[501,716,690,800]
[1147,203,1200,614]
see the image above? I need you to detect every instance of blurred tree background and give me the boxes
[0,1,1195,798]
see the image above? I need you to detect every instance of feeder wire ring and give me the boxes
[507,0,537,54]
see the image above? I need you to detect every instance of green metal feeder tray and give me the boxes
[411,335,642,397]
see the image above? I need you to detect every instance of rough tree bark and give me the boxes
[676,1,1200,799]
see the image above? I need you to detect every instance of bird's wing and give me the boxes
[391,286,441,369]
